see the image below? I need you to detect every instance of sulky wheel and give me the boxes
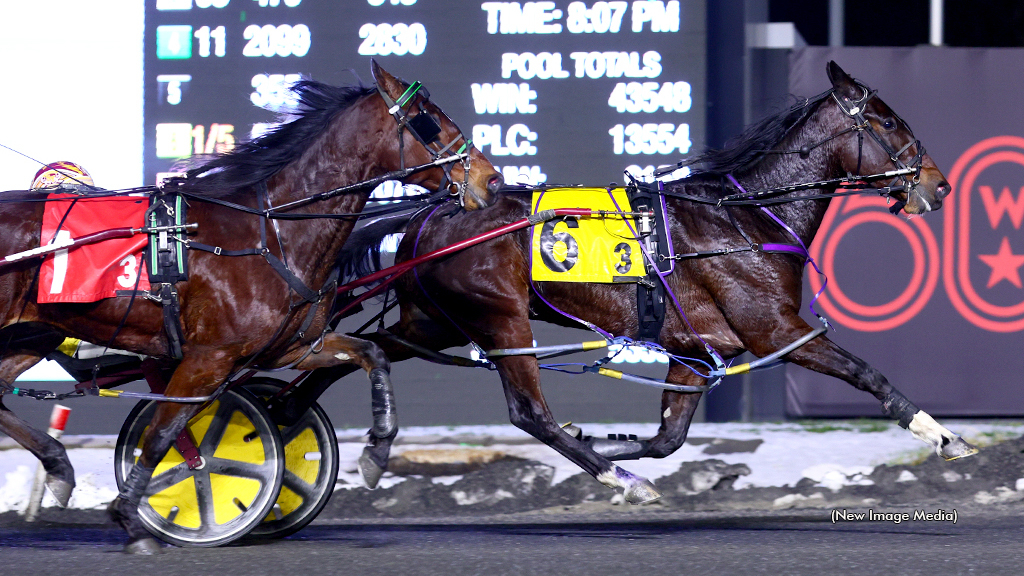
[243,377,339,540]
[114,387,285,547]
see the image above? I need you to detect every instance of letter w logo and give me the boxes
[978,185,1024,229]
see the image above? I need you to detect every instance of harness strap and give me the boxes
[292,267,339,341]
[174,429,204,469]
[158,283,185,359]
[188,243,261,257]
[256,181,319,304]
[263,251,319,303]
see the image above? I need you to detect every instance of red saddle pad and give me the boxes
[38,195,151,303]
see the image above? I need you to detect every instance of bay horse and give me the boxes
[294,61,975,503]
[0,61,502,552]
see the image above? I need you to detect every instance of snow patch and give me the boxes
[801,464,875,492]
[451,488,514,506]
[773,492,825,509]
[974,487,1024,504]
[896,470,918,483]
[0,465,32,514]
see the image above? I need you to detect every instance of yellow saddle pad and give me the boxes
[530,188,644,283]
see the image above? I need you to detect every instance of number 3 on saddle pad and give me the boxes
[531,188,644,283]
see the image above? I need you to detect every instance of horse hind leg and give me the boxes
[0,339,76,507]
[493,353,661,504]
[291,332,400,489]
[641,361,705,459]
[562,360,704,461]
[0,397,76,508]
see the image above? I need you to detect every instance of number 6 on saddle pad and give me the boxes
[530,188,645,283]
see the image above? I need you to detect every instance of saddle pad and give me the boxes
[39,195,150,303]
[531,188,644,283]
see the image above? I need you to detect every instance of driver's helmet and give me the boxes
[30,161,95,190]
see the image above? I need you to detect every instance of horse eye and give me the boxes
[882,119,896,131]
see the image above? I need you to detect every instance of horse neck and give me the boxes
[729,110,847,246]
[263,96,396,281]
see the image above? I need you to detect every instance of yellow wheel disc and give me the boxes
[114,388,285,547]
[243,378,339,540]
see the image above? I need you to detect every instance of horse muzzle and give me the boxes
[461,172,503,210]
[901,177,950,215]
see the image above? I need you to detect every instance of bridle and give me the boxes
[375,80,475,207]
[829,83,926,213]
[655,82,928,213]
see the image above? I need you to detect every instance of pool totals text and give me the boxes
[144,0,705,186]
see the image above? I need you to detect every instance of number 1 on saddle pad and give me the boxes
[38,195,151,303]
[531,188,645,283]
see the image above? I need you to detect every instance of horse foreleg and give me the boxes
[0,348,75,507]
[270,307,460,426]
[753,319,977,461]
[291,333,398,489]
[108,346,238,554]
[492,353,661,504]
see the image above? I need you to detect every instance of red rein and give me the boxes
[330,208,592,320]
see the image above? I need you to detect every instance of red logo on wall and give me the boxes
[944,136,1024,332]
[809,195,940,332]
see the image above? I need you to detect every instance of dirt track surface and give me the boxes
[314,434,1024,518]
[2,436,1023,575]
[2,434,1022,526]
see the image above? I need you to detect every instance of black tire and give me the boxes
[243,377,340,540]
[114,387,285,547]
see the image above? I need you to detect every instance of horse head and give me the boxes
[826,61,950,215]
[371,60,503,210]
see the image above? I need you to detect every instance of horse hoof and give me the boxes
[624,479,661,505]
[124,538,162,555]
[941,436,979,461]
[45,475,74,508]
[358,448,385,489]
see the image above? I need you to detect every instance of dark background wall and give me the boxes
[7,1,1024,435]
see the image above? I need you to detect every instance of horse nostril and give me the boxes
[936,180,951,198]
[487,174,504,194]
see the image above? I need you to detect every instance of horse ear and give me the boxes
[826,61,858,98]
[370,59,404,99]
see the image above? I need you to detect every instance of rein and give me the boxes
[655,85,925,213]
[656,167,917,208]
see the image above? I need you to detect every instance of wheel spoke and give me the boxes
[145,463,194,494]
[205,458,275,480]
[194,470,217,530]
[197,399,237,453]
[279,410,319,444]
[281,469,318,501]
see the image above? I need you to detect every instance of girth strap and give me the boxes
[626,184,671,342]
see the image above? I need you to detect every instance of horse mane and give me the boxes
[180,81,376,197]
[683,89,833,180]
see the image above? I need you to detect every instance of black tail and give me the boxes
[335,213,417,287]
